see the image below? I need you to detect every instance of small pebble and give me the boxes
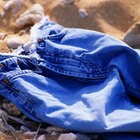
[37,134,46,140]
[4,0,23,14]
[23,131,36,137]
[57,133,78,140]
[6,37,24,49]
[79,9,88,18]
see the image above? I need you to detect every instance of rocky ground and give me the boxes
[0,0,140,139]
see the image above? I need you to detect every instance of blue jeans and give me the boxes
[0,17,140,139]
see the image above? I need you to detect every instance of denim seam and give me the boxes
[1,81,34,114]
[4,70,33,81]
[39,53,104,79]
[44,56,98,71]
[0,82,40,121]
[40,51,113,79]
[41,60,111,79]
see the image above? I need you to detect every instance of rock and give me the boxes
[57,133,78,140]
[123,22,140,48]
[16,4,44,28]
[6,37,24,49]
[4,0,23,14]
[79,9,88,18]
[37,134,46,140]
[23,131,36,137]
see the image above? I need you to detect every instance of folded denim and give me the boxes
[0,17,140,136]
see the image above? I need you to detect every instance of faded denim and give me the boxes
[0,17,140,139]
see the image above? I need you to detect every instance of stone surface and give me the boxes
[37,134,46,140]
[23,131,36,137]
[16,4,44,28]
[79,9,88,18]
[6,37,24,49]
[123,22,140,48]
[4,0,23,14]
[58,133,78,140]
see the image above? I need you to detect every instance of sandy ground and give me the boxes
[0,0,140,45]
[1,0,140,35]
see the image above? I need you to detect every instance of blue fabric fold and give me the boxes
[0,17,140,140]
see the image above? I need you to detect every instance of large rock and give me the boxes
[123,22,140,48]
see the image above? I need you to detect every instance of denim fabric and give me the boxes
[0,17,140,138]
